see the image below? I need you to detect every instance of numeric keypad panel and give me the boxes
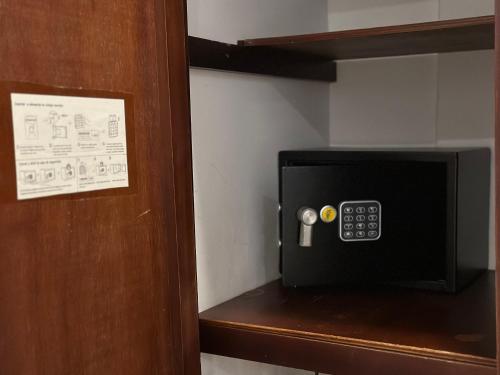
[340,201,381,242]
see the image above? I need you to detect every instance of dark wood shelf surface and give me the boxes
[239,16,495,60]
[200,271,496,375]
[189,17,494,81]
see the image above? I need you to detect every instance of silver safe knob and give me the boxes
[297,207,318,247]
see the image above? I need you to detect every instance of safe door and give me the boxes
[280,160,453,290]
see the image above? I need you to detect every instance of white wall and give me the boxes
[328,0,493,30]
[200,355,312,375]
[328,0,495,268]
[188,0,329,43]
[329,0,438,31]
[329,55,438,145]
[438,0,494,19]
[187,1,329,374]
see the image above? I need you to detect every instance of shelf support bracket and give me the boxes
[188,36,337,82]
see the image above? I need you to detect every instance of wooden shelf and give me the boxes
[188,36,337,82]
[199,271,496,375]
[240,16,495,60]
[188,17,494,81]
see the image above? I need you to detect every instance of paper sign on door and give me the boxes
[11,93,129,200]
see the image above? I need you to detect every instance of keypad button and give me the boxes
[368,231,378,238]
[368,206,378,213]
[356,207,366,213]
[356,215,365,221]
[345,215,354,222]
[356,223,365,230]
[368,215,377,221]
[344,231,353,238]
[344,207,353,213]
[356,231,365,238]
[368,222,378,229]
[344,223,353,230]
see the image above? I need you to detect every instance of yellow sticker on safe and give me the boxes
[320,206,337,223]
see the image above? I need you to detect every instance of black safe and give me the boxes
[279,148,490,293]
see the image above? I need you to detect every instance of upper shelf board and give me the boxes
[239,16,495,60]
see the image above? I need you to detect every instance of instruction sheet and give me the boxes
[11,93,129,200]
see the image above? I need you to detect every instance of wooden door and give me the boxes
[496,1,500,374]
[0,1,200,374]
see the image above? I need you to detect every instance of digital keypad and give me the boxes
[339,201,381,242]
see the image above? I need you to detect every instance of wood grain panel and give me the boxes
[0,1,199,374]
[158,0,201,372]
[495,2,500,375]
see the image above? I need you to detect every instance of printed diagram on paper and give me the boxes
[11,93,129,200]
